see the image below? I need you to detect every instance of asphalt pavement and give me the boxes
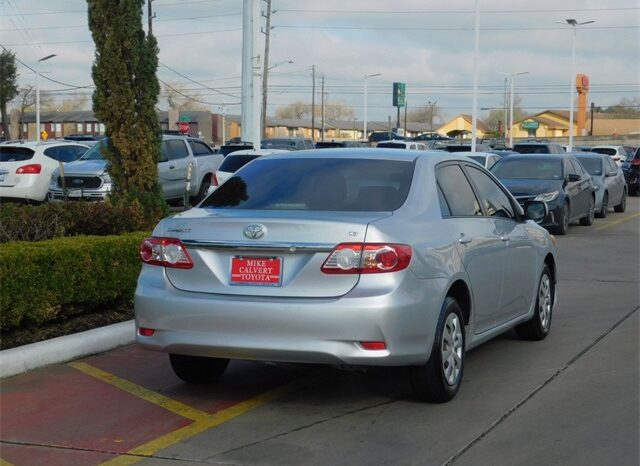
[1,198,638,466]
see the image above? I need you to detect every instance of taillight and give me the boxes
[139,237,193,269]
[212,172,219,187]
[321,243,412,274]
[632,158,640,166]
[16,164,41,174]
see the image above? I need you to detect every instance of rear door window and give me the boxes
[166,140,189,160]
[202,158,415,212]
[0,147,35,162]
[514,144,550,154]
[436,164,482,217]
[158,141,170,162]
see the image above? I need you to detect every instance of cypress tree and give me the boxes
[88,0,167,220]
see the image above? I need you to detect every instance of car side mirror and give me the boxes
[566,174,581,182]
[605,171,617,177]
[523,200,548,224]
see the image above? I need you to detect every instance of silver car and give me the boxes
[135,150,557,402]
[573,152,627,217]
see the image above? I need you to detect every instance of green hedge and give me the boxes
[0,232,149,331]
[0,202,163,243]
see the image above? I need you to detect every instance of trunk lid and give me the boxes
[162,209,390,297]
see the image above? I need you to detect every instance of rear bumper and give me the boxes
[134,266,447,366]
[0,176,47,202]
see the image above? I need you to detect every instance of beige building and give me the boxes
[437,114,492,139]
[511,110,640,139]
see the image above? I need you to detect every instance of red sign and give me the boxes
[230,257,282,286]
[178,121,190,134]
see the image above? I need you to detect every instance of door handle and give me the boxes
[169,165,175,169]
[458,234,472,245]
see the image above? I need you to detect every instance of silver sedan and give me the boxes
[135,150,557,402]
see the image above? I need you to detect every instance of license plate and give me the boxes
[230,256,282,286]
[66,190,83,198]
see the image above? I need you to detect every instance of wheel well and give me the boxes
[447,280,471,326]
[544,253,556,286]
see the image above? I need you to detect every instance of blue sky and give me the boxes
[1,0,638,123]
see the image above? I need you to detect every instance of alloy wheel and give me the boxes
[441,313,463,386]
[538,274,552,330]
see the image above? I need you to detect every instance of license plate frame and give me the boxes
[230,256,282,287]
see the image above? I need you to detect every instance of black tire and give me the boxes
[169,353,229,384]
[410,297,465,403]
[516,265,554,341]
[595,192,608,218]
[579,196,595,226]
[552,202,570,235]
[614,189,627,213]
[190,175,212,205]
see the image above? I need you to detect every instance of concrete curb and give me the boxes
[0,320,135,379]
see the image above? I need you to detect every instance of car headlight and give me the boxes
[101,171,112,183]
[534,191,559,202]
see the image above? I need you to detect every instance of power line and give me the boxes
[277,7,640,14]
[158,78,240,106]
[160,62,240,99]
[273,24,639,32]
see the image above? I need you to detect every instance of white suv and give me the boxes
[590,145,630,166]
[0,141,89,202]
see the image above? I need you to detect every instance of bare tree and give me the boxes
[59,94,90,111]
[275,100,355,121]
[407,101,443,130]
[484,93,527,132]
[163,81,208,111]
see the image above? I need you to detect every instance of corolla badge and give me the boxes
[243,224,266,239]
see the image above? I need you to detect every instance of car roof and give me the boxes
[0,140,88,148]
[225,149,288,156]
[495,153,575,160]
[590,145,623,149]
[570,151,605,158]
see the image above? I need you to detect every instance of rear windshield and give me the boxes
[576,157,602,176]
[377,142,406,149]
[0,147,35,162]
[220,144,253,156]
[491,158,563,180]
[513,144,551,154]
[201,158,415,212]
[590,148,616,156]
[315,142,344,149]
[218,154,261,172]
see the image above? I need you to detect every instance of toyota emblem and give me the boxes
[243,224,266,239]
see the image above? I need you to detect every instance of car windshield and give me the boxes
[0,147,35,162]
[201,158,415,212]
[80,140,107,160]
[491,158,563,180]
[591,148,616,156]
[576,158,602,176]
[513,144,550,154]
[218,154,261,172]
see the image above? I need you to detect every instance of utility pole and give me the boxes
[147,0,155,35]
[404,102,408,137]
[590,102,595,136]
[261,0,272,139]
[503,77,508,141]
[321,74,325,141]
[311,65,315,141]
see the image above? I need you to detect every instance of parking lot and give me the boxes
[1,199,638,466]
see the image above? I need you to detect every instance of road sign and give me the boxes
[178,121,190,134]
[41,130,48,140]
[393,82,406,107]
[521,120,540,130]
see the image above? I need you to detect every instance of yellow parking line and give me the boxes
[69,362,209,422]
[0,458,16,466]
[596,212,640,231]
[101,377,309,465]
[68,361,312,466]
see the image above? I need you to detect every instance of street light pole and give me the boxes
[363,73,381,142]
[507,71,528,148]
[36,54,56,141]
[470,0,480,153]
[558,19,594,152]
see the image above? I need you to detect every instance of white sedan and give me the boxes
[0,141,89,202]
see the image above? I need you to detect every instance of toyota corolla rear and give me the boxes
[135,153,444,366]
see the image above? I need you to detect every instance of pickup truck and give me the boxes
[48,135,223,203]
